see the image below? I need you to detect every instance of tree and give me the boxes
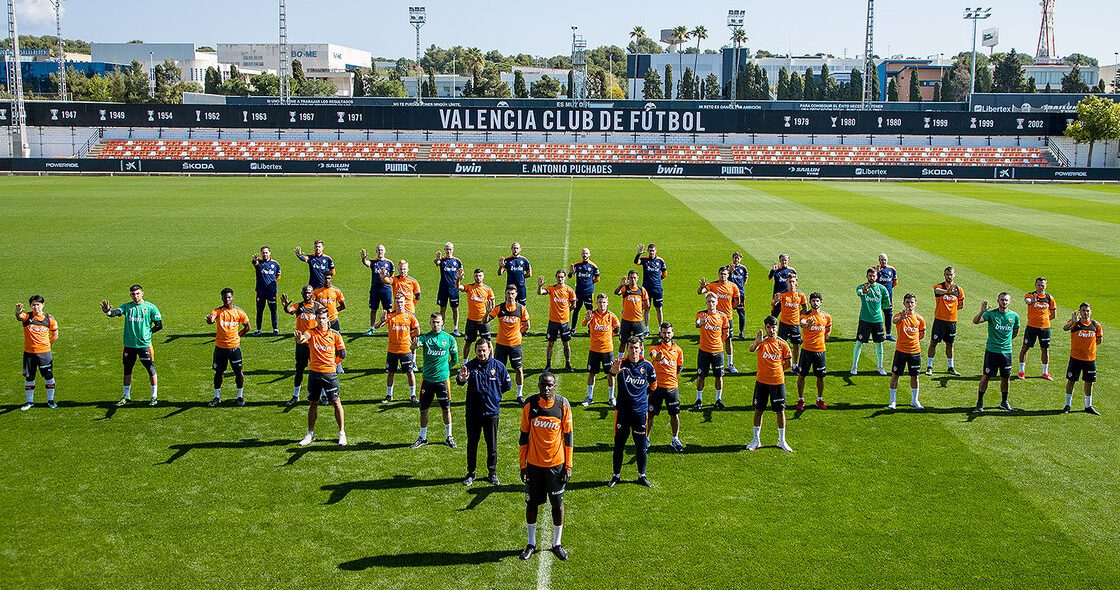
[369,79,407,97]
[908,71,922,102]
[870,71,880,101]
[566,70,574,98]
[776,67,790,99]
[664,64,673,100]
[1061,65,1091,93]
[154,59,194,103]
[427,69,437,97]
[1064,95,1120,166]
[1113,70,1120,93]
[672,26,689,75]
[690,25,708,86]
[993,49,1026,93]
[975,57,993,93]
[292,59,308,88]
[123,61,151,103]
[513,70,528,98]
[679,67,695,99]
[787,71,803,99]
[530,74,561,98]
[803,68,816,100]
[820,63,838,100]
[946,60,971,101]
[703,73,721,99]
[1026,76,1037,93]
[219,64,248,96]
[1044,82,1053,93]
[849,68,863,101]
[353,70,368,97]
[204,66,222,94]
[758,68,771,100]
[1063,53,1098,67]
[643,67,663,99]
[1096,79,1107,94]
[887,78,899,101]
[932,82,942,102]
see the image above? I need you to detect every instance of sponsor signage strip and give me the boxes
[3,158,1117,181]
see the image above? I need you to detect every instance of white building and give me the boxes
[1025,63,1100,91]
[91,43,219,85]
[217,43,372,96]
[403,67,571,98]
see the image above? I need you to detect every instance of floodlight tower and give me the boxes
[47,0,64,100]
[964,7,992,110]
[1035,0,1056,62]
[409,6,425,103]
[727,10,744,106]
[278,0,290,104]
[861,0,874,104]
[6,0,30,157]
[571,27,587,101]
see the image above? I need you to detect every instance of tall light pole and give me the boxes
[48,0,64,100]
[6,0,30,157]
[148,50,155,99]
[727,9,744,106]
[409,6,425,104]
[278,0,290,104]
[862,0,875,104]
[571,26,587,101]
[964,7,991,110]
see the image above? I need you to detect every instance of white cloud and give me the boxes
[14,0,62,29]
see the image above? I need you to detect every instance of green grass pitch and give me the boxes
[1,176,1118,589]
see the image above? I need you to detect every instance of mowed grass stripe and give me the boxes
[738,180,1120,564]
[912,181,1120,225]
[983,182,1120,206]
[827,182,1120,258]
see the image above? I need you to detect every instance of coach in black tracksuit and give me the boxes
[457,338,512,486]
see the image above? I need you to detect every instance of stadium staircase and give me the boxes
[90,139,1057,167]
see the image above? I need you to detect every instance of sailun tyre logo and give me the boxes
[455,163,482,173]
[656,165,683,175]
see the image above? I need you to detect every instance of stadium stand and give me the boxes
[89,139,1056,167]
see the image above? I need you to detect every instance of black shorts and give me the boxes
[212,346,244,373]
[495,344,523,370]
[647,290,664,309]
[308,371,340,402]
[525,464,566,507]
[122,346,155,375]
[615,410,647,433]
[797,350,827,378]
[22,351,53,380]
[465,319,490,342]
[329,319,341,332]
[1023,326,1052,350]
[753,381,786,411]
[386,351,415,373]
[930,319,957,344]
[437,284,460,308]
[575,296,594,311]
[983,351,1013,378]
[1066,358,1097,383]
[696,350,724,378]
[619,320,646,343]
[547,321,573,343]
[778,322,802,345]
[649,387,680,416]
[256,292,277,303]
[369,289,392,311]
[587,350,613,374]
[856,319,885,343]
[296,343,311,371]
[891,350,922,377]
[419,380,451,411]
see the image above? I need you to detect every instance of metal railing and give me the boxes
[75,129,103,158]
[1046,136,1071,167]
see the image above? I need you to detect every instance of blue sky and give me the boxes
[13,0,1119,65]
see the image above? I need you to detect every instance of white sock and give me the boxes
[214,388,222,399]
[1066,393,1074,406]
[947,357,954,369]
[150,385,158,399]
[727,353,734,366]
[715,389,723,401]
[1042,363,1049,374]
[419,426,428,439]
[1019,362,1026,373]
[817,393,823,402]
[553,524,563,545]
[927,355,934,368]
[527,523,537,546]
[236,388,243,398]
[122,385,132,398]
[695,390,703,402]
[586,384,594,399]
[777,427,786,443]
[293,385,301,398]
[306,430,314,438]
[752,425,761,441]
[911,388,919,404]
[445,423,453,438]
[1086,394,1093,408]
[517,384,524,397]
[409,384,416,397]
[889,388,897,404]
[607,386,614,400]
[25,382,34,403]
[45,380,55,401]
[387,385,394,398]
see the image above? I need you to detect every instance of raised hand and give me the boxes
[294,245,303,256]
[1071,310,1079,323]
[755,329,764,343]
[100,300,112,314]
[537,277,545,287]
[251,253,260,263]
[772,262,780,271]
[636,243,644,255]
[280,293,291,308]
[980,300,989,312]
[360,248,368,260]
[458,364,469,381]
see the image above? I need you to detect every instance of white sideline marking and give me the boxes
[536,520,553,590]
[563,180,573,262]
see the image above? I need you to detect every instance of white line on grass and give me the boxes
[563,179,574,262]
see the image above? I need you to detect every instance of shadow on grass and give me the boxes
[283,441,412,466]
[338,549,519,570]
[161,333,216,344]
[162,437,292,465]
[321,475,462,504]
[461,479,609,511]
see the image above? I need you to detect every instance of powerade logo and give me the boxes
[182,162,215,170]
[656,165,683,175]
[1054,171,1088,177]
[855,167,888,176]
[45,162,80,169]
[922,168,953,176]
[454,163,482,173]
[720,166,753,175]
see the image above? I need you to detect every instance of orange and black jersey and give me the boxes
[288,300,324,333]
[1024,292,1057,329]
[1070,320,1103,362]
[18,312,58,354]
[489,302,529,346]
[520,394,573,469]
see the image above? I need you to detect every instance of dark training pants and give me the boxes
[466,412,500,477]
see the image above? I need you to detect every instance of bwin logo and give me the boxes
[147,111,155,122]
[454,163,482,173]
[50,109,59,120]
[657,165,683,175]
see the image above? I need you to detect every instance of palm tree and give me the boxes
[462,47,484,86]
[673,25,690,84]
[731,28,747,100]
[691,26,708,97]
[629,26,646,98]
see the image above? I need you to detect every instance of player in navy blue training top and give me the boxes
[434,242,465,337]
[251,246,281,336]
[768,253,796,317]
[361,244,395,336]
[633,243,668,328]
[295,240,334,289]
[607,336,654,488]
[728,251,749,339]
[569,247,600,330]
[498,242,533,305]
[876,253,899,341]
